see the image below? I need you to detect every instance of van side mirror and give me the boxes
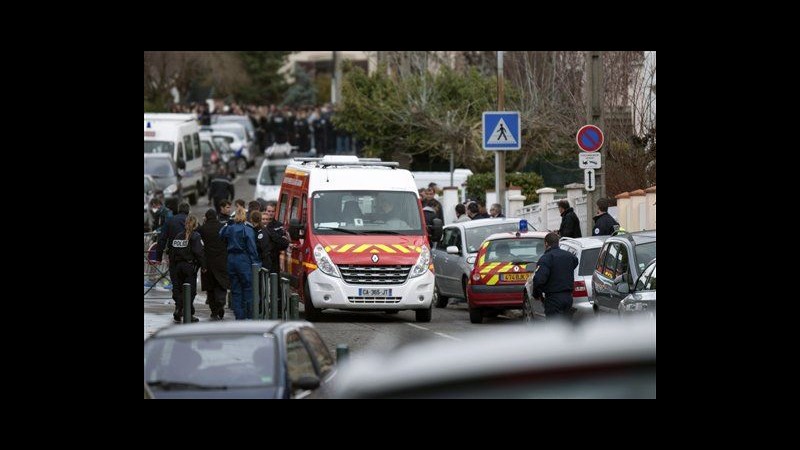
[289,218,304,240]
[428,218,443,243]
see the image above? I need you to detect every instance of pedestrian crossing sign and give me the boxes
[483,111,521,150]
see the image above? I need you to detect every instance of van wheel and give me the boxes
[303,280,321,322]
[235,157,247,174]
[415,304,432,323]
[434,284,448,308]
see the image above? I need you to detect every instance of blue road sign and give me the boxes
[483,111,521,150]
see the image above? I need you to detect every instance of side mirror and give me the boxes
[446,245,460,255]
[248,177,257,185]
[292,374,320,391]
[289,218,303,240]
[177,159,186,170]
[428,218,443,243]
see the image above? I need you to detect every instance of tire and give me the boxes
[434,284,448,308]
[522,294,535,324]
[468,307,483,324]
[236,157,247,174]
[415,305,432,323]
[303,280,321,322]
[462,278,469,301]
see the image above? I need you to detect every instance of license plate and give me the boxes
[501,273,530,282]
[358,288,392,296]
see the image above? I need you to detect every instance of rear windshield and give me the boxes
[484,238,545,264]
[578,248,601,276]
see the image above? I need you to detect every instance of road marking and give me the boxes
[405,323,429,331]
[434,332,462,341]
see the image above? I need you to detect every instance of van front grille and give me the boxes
[338,265,411,285]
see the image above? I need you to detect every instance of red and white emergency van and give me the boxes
[278,155,438,322]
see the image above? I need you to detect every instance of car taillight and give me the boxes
[573,280,588,297]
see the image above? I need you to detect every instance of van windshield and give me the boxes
[312,191,423,235]
[144,141,175,155]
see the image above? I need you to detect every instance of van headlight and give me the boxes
[408,245,431,278]
[314,244,341,278]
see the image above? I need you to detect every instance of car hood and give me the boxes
[624,291,656,302]
[149,386,279,399]
[316,235,427,265]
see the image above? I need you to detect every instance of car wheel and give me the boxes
[468,307,483,324]
[462,277,469,301]
[434,284,448,308]
[236,157,247,174]
[303,280,321,322]
[415,304,432,323]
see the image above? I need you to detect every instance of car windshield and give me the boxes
[312,190,423,234]
[634,242,657,273]
[464,223,520,253]
[144,158,176,178]
[484,238,545,263]
[144,141,174,155]
[144,334,277,389]
[259,164,287,186]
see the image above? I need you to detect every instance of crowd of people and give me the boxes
[151,198,290,323]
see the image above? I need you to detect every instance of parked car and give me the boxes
[524,235,611,321]
[143,174,162,232]
[206,130,250,174]
[144,153,182,214]
[432,218,525,308]
[619,258,656,317]
[466,229,548,324]
[203,123,256,169]
[592,230,657,314]
[333,315,656,398]
[144,321,337,399]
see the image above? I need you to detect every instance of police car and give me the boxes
[466,221,548,324]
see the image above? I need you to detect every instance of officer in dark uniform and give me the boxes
[156,203,206,322]
[260,201,290,275]
[532,232,579,320]
[208,166,235,213]
[198,208,230,320]
[592,198,620,236]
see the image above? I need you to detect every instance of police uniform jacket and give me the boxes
[260,219,290,272]
[208,176,235,206]
[559,207,582,238]
[156,213,186,262]
[532,246,578,298]
[170,230,206,270]
[198,217,230,290]
[592,212,619,236]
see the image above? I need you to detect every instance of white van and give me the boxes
[249,155,294,202]
[144,113,203,205]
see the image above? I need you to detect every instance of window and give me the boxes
[193,133,201,160]
[614,245,630,278]
[596,246,607,273]
[442,228,461,250]
[578,248,601,276]
[278,193,289,223]
[183,135,194,161]
[636,262,656,291]
[286,331,316,385]
[290,197,300,221]
[299,328,334,377]
[177,142,184,163]
[602,244,620,279]
[312,190,423,234]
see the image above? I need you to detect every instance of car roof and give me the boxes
[149,320,313,338]
[484,230,548,241]
[334,315,655,398]
[448,217,526,230]
[559,236,610,249]
[607,230,656,246]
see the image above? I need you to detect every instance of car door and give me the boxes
[285,330,320,399]
[436,227,462,296]
[593,242,631,313]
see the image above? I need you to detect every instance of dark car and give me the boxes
[591,230,656,314]
[144,321,337,399]
[619,258,656,317]
[144,153,182,214]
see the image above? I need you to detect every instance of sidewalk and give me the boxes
[144,287,215,339]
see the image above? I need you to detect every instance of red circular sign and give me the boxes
[576,125,604,152]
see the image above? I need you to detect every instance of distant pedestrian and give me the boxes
[592,198,620,236]
[149,198,173,235]
[531,232,578,320]
[557,199,581,238]
[489,203,505,218]
[208,166,235,213]
[454,203,471,222]
[422,188,444,223]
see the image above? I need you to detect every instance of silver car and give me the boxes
[619,258,656,317]
[432,218,525,307]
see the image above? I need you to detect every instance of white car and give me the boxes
[207,131,249,174]
[250,155,294,202]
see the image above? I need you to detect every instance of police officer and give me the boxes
[198,208,230,320]
[260,201,290,276]
[155,203,206,323]
[531,232,578,320]
[592,198,620,236]
[208,166,235,215]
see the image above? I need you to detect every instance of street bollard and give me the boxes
[183,283,191,325]
[281,278,290,319]
[270,273,279,320]
[336,344,349,364]
[289,293,300,320]
[252,264,260,320]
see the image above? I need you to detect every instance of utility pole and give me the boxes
[585,51,604,236]
[495,51,506,209]
[332,51,342,104]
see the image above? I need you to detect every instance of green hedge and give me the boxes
[465,172,545,205]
